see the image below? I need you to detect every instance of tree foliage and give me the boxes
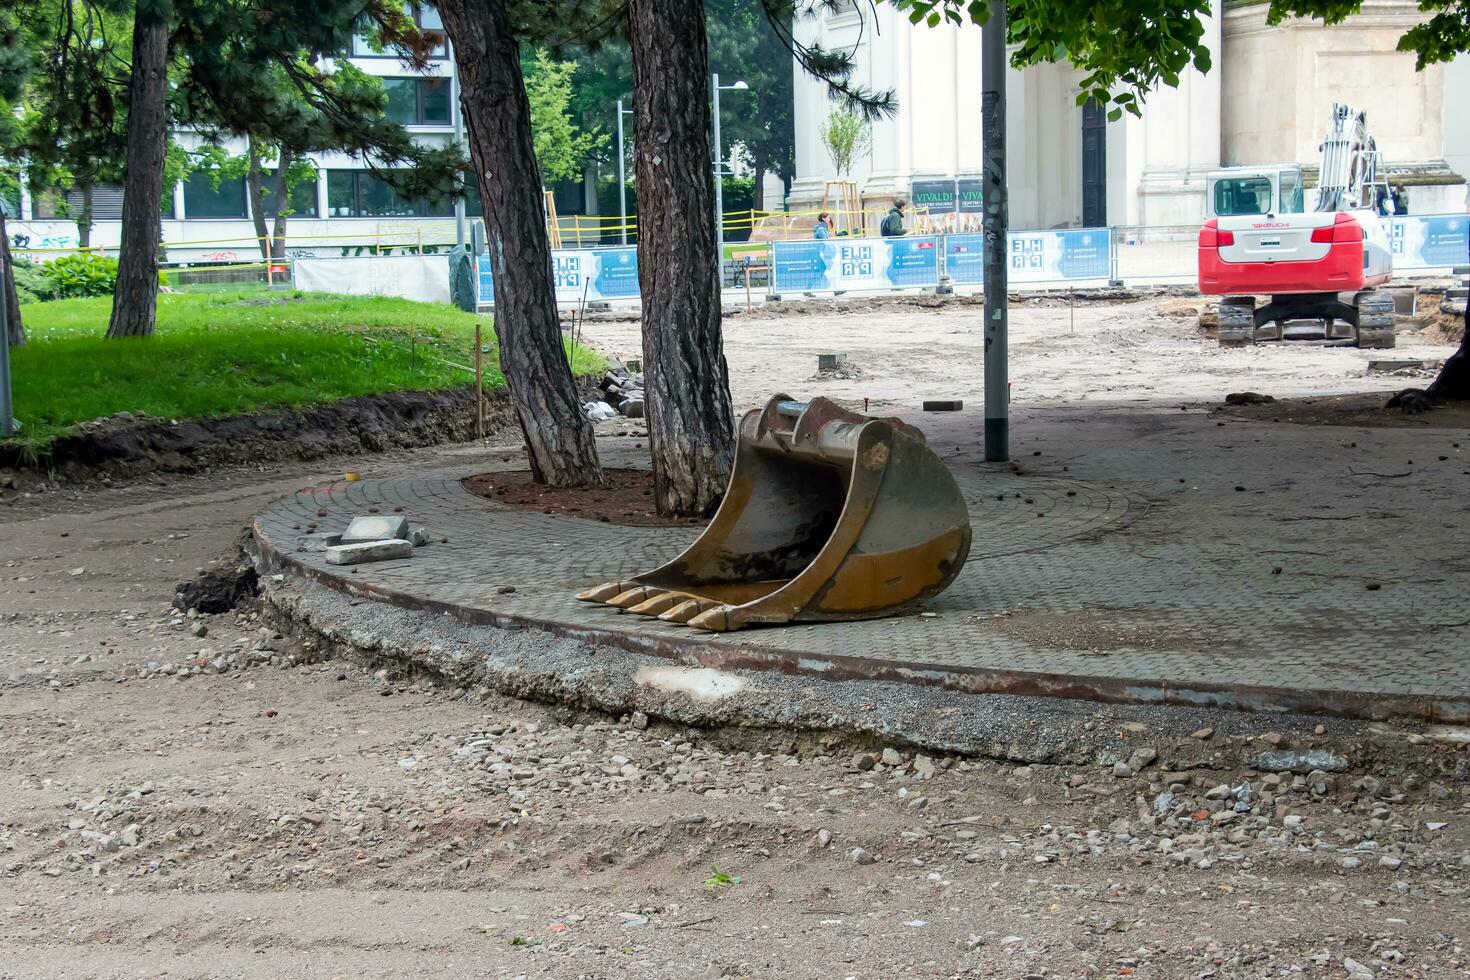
[524,49,607,185]
[1265,0,1469,69]
[819,105,870,176]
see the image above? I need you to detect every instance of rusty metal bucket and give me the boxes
[577,395,972,632]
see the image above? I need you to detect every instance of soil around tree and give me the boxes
[463,467,710,528]
[1219,391,1470,429]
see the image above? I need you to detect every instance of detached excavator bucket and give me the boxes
[577,395,972,632]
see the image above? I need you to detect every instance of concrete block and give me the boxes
[295,532,342,553]
[325,539,414,565]
[341,514,409,544]
[818,353,847,372]
[409,527,431,547]
[922,399,964,412]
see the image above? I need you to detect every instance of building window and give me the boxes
[33,185,153,220]
[352,5,447,58]
[382,77,451,126]
[326,169,454,217]
[183,174,248,219]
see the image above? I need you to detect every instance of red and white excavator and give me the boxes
[1198,103,1396,348]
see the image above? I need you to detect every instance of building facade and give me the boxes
[789,0,1470,232]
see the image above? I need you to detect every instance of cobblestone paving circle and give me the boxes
[254,428,1470,721]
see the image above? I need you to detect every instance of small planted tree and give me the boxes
[188,138,319,262]
[819,105,871,177]
[525,50,607,186]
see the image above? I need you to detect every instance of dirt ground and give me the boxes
[583,296,1464,415]
[1221,392,1470,429]
[4,297,1470,978]
[463,467,700,528]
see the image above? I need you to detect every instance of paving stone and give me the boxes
[325,539,414,565]
[250,413,1470,721]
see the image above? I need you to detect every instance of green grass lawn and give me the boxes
[8,290,603,451]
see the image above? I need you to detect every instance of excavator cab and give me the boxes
[577,396,972,633]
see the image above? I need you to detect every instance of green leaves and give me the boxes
[819,105,872,176]
[526,49,609,185]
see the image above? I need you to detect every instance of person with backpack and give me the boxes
[880,199,907,237]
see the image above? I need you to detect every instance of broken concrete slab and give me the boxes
[296,532,342,553]
[325,539,414,565]
[1366,359,1426,374]
[409,527,431,547]
[341,515,409,544]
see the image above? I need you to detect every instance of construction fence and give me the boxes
[470,214,1468,305]
[19,212,1464,307]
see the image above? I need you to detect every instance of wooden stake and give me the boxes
[474,321,484,440]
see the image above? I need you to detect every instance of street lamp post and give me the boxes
[616,100,634,245]
[710,74,748,247]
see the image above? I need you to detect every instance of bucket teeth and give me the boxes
[576,580,637,603]
[627,592,690,617]
[607,586,663,609]
[688,606,735,632]
[659,599,713,624]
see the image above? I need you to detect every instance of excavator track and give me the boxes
[1353,289,1396,349]
[1218,296,1257,347]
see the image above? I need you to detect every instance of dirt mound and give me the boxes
[463,467,707,528]
[2,388,516,483]
[1420,304,1467,346]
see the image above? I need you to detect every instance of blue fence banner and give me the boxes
[944,234,986,284]
[476,255,494,303]
[944,229,1111,285]
[478,245,640,305]
[772,236,939,293]
[1006,228,1111,284]
[1390,214,1469,270]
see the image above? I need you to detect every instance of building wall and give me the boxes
[1222,1,1449,167]
[791,0,1464,235]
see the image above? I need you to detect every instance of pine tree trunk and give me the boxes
[270,149,293,261]
[628,0,735,516]
[437,0,603,486]
[106,3,170,339]
[0,206,24,348]
[246,141,272,262]
[78,185,93,250]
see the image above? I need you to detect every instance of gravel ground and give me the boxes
[4,295,1470,978]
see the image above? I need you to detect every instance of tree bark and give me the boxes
[78,185,93,250]
[246,140,272,262]
[106,2,171,339]
[628,0,736,516]
[1,206,24,348]
[1387,302,1469,411]
[437,0,603,486]
[270,149,293,261]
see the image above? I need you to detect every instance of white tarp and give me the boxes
[293,254,451,304]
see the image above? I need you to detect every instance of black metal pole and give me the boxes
[981,0,1009,462]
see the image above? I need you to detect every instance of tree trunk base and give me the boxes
[1387,303,1469,413]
